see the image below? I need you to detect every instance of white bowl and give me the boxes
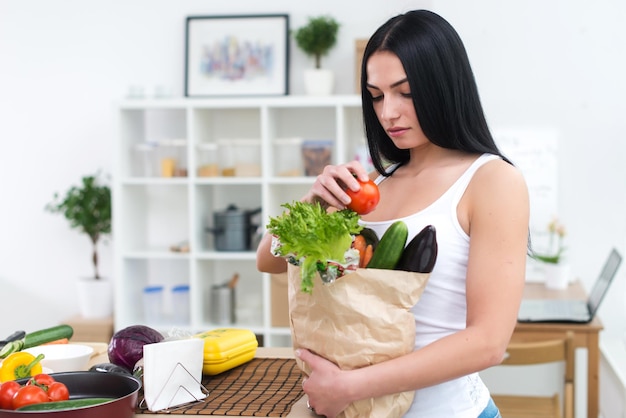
[23,344,94,373]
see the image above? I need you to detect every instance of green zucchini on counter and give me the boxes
[17,398,113,411]
[0,324,74,359]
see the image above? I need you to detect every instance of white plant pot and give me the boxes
[304,69,334,96]
[543,263,571,290]
[77,278,113,319]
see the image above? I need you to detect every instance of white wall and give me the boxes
[1,0,625,346]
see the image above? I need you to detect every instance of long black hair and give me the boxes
[361,10,511,175]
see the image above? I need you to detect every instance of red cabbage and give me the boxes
[107,325,164,371]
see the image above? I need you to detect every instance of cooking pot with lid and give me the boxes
[206,204,262,251]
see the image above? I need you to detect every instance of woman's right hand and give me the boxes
[302,161,370,210]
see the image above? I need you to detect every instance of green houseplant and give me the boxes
[294,15,340,95]
[532,218,566,264]
[46,173,112,280]
[294,15,340,69]
[532,217,570,289]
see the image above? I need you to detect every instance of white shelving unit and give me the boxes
[113,95,363,346]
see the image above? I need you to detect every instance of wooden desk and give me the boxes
[515,281,603,418]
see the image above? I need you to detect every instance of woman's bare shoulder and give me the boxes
[467,157,529,207]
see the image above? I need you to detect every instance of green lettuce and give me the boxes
[267,201,362,293]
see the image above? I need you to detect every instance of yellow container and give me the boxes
[194,328,258,375]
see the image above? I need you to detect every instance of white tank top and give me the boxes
[361,153,500,417]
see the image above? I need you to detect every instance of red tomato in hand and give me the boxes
[12,385,48,410]
[47,382,70,402]
[27,373,55,388]
[346,179,380,215]
[0,381,21,410]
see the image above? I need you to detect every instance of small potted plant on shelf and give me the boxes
[46,172,113,318]
[532,217,570,289]
[294,15,340,96]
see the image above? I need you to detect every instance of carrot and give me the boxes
[42,338,69,345]
[353,235,367,267]
[362,244,374,268]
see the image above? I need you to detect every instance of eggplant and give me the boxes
[359,227,380,251]
[395,225,438,273]
[89,362,132,376]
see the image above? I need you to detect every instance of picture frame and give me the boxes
[185,14,290,97]
[354,38,368,93]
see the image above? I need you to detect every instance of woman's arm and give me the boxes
[256,232,288,274]
[299,160,530,417]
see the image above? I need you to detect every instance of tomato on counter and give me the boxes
[47,382,70,402]
[27,373,55,388]
[0,372,69,410]
[0,381,21,409]
[12,385,48,410]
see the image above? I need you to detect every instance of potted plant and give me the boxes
[46,173,113,318]
[294,15,340,95]
[532,217,569,289]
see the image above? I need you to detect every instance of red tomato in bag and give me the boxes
[346,179,380,215]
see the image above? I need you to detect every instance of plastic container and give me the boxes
[132,142,158,177]
[301,139,333,176]
[274,138,303,177]
[193,328,258,375]
[218,139,261,177]
[196,143,219,177]
[158,138,187,177]
[143,285,164,324]
[210,285,236,324]
[171,284,190,324]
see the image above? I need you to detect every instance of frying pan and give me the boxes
[0,371,141,418]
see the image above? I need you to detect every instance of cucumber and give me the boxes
[366,221,408,269]
[17,398,113,411]
[395,225,438,273]
[24,324,74,349]
[0,324,75,358]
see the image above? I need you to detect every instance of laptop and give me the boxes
[517,248,623,323]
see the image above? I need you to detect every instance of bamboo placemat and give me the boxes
[137,357,305,416]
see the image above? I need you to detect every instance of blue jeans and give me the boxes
[477,398,501,418]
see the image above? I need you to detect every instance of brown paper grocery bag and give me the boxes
[288,264,430,418]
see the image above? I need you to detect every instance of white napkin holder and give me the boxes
[142,338,209,412]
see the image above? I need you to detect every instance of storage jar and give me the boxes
[302,139,333,176]
[218,139,261,177]
[196,143,219,177]
[158,138,187,177]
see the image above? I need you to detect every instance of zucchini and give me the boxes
[17,398,113,411]
[24,324,74,349]
[366,221,408,269]
[395,225,438,273]
[0,324,74,358]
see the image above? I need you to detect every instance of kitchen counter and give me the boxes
[87,344,311,418]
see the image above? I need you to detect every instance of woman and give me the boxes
[257,10,529,418]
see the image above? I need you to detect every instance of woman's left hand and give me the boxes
[297,348,351,418]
